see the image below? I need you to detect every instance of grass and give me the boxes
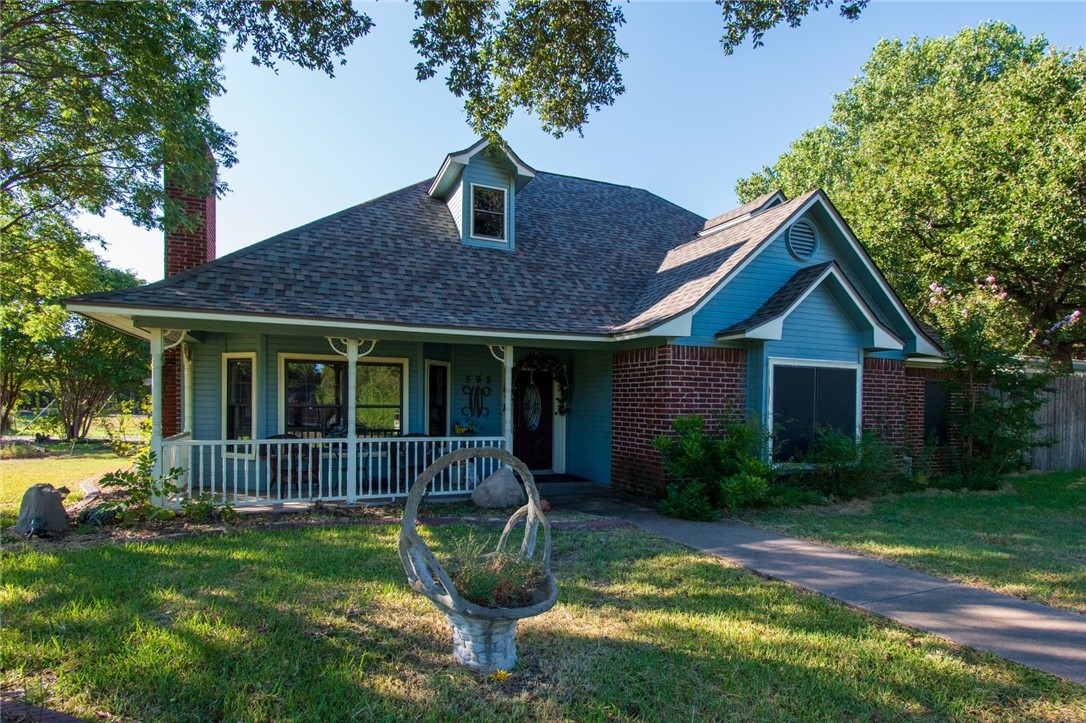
[2,523,1084,721]
[0,442,128,527]
[747,470,1086,614]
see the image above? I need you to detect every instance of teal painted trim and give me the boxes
[565,349,612,484]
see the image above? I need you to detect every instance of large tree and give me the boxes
[735,23,1086,362]
[1,0,866,250]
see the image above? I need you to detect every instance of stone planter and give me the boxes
[398,447,558,672]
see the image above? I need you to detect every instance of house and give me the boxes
[67,140,945,505]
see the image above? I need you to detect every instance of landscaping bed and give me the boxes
[3,522,1084,721]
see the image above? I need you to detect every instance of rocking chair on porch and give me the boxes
[263,434,320,499]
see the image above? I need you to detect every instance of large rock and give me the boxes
[16,484,71,535]
[471,467,527,509]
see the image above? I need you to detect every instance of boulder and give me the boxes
[471,467,527,509]
[16,484,71,535]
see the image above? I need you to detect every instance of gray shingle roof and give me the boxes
[70,173,712,335]
[613,190,820,333]
[700,189,783,231]
[717,261,835,337]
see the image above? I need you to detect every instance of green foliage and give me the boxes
[37,263,148,441]
[1,1,371,242]
[99,451,182,522]
[654,412,773,518]
[658,480,720,521]
[925,280,1054,485]
[796,427,904,500]
[444,534,546,608]
[100,398,151,457]
[180,493,239,523]
[735,22,1086,363]
[718,1,867,55]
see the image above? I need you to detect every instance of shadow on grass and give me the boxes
[2,525,1082,722]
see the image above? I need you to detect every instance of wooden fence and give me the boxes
[1030,373,1086,471]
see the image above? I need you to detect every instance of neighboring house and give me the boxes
[68,140,946,505]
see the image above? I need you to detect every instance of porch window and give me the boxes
[222,353,256,443]
[770,362,859,462]
[280,356,406,437]
[470,184,506,241]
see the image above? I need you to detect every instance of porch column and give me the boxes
[149,328,164,505]
[346,338,359,503]
[182,343,194,434]
[503,344,514,452]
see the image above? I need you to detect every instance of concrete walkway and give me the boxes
[539,482,1086,686]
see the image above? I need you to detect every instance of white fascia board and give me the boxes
[66,303,615,344]
[610,313,692,341]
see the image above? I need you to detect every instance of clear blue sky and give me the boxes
[83,1,1086,283]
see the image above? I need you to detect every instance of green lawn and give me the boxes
[2,523,1083,721]
[0,443,128,527]
[747,470,1086,614]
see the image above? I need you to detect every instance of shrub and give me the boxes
[180,492,239,523]
[653,411,773,518]
[100,399,150,457]
[99,450,182,522]
[797,427,904,500]
[445,535,546,608]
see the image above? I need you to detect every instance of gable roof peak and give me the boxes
[427,138,536,199]
[699,189,787,236]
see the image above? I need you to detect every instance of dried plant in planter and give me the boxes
[398,447,557,672]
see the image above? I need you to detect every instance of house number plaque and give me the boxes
[462,375,492,419]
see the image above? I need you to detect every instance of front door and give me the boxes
[513,370,553,470]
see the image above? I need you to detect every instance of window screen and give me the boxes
[924,379,950,445]
[772,365,857,461]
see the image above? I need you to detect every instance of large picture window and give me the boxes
[279,355,406,437]
[770,361,859,462]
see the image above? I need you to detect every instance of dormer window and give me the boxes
[470,184,506,241]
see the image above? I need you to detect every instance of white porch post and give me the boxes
[346,338,359,503]
[182,343,194,434]
[503,344,514,452]
[149,328,164,505]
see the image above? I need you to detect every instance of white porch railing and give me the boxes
[160,436,507,507]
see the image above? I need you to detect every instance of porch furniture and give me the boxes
[399,447,557,671]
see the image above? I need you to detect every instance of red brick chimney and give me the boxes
[161,164,216,437]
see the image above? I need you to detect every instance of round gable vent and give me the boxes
[787,220,818,260]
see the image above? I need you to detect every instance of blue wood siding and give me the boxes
[566,350,612,484]
[677,210,909,360]
[746,343,766,420]
[459,154,516,249]
[766,285,862,363]
[450,345,506,438]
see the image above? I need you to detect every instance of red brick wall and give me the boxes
[862,357,948,454]
[612,346,746,497]
[161,169,215,436]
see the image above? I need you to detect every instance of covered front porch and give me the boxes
[146,326,613,507]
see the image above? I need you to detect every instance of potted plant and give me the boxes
[398,447,557,672]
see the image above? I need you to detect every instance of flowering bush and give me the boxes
[925,277,1055,484]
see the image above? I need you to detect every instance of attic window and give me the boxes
[787,220,818,260]
[470,184,506,241]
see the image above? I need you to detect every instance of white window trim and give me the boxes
[424,360,452,436]
[468,182,508,242]
[766,357,862,461]
[276,352,410,436]
[222,352,258,459]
